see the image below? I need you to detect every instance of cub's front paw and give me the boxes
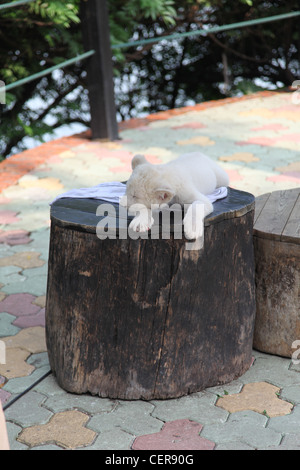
[183,208,204,240]
[129,214,154,232]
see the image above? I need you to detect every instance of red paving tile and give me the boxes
[132,419,215,450]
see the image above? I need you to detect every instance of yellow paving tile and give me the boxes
[0,347,34,379]
[216,382,293,417]
[58,150,76,159]
[32,296,46,308]
[275,161,300,173]
[18,175,63,191]
[219,152,260,162]
[18,410,97,449]
[0,252,45,269]
[176,136,215,146]
[2,327,46,354]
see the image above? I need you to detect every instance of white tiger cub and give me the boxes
[120,152,229,239]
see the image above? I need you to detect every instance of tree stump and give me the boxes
[253,188,300,358]
[46,187,256,399]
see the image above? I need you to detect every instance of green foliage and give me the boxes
[0,0,299,160]
[29,1,81,26]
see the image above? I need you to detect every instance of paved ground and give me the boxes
[0,90,300,450]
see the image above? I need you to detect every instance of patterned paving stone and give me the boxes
[17,410,97,449]
[268,405,300,436]
[2,327,46,354]
[13,308,45,328]
[88,401,163,437]
[219,152,259,162]
[6,422,28,450]
[4,390,52,427]
[0,347,34,379]
[280,384,300,405]
[268,433,300,450]
[0,293,40,317]
[216,382,293,417]
[0,230,31,246]
[44,392,115,415]
[201,410,282,449]
[240,352,300,388]
[275,161,300,173]
[0,313,20,337]
[0,211,20,225]
[3,364,50,396]
[86,429,134,450]
[172,122,206,129]
[176,136,215,146]
[33,373,70,398]
[32,296,46,308]
[0,266,23,286]
[251,123,289,131]
[132,419,215,450]
[0,388,11,406]
[215,441,255,450]
[0,252,45,269]
[27,352,49,373]
[3,276,47,297]
[18,176,63,192]
[151,391,228,425]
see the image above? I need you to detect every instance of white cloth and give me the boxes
[206,186,228,203]
[50,182,228,205]
[50,182,127,205]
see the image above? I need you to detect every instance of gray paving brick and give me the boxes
[280,384,300,405]
[268,405,300,435]
[201,410,282,449]
[6,422,28,450]
[151,391,228,425]
[4,390,53,427]
[88,401,163,437]
[44,393,115,415]
[34,374,68,397]
[215,441,255,450]
[3,365,50,395]
[240,352,300,388]
[83,429,134,450]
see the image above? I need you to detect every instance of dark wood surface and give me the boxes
[253,187,300,357]
[50,187,255,233]
[254,187,300,244]
[46,187,256,399]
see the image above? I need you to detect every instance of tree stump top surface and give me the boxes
[50,186,255,234]
[254,188,300,245]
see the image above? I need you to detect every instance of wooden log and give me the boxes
[46,188,256,399]
[253,188,300,358]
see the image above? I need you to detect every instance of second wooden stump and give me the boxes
[46,188,256,399]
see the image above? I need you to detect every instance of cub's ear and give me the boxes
[131,154,148,169]
[154,188,175,203]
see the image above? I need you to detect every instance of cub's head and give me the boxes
[119,154,175,210]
